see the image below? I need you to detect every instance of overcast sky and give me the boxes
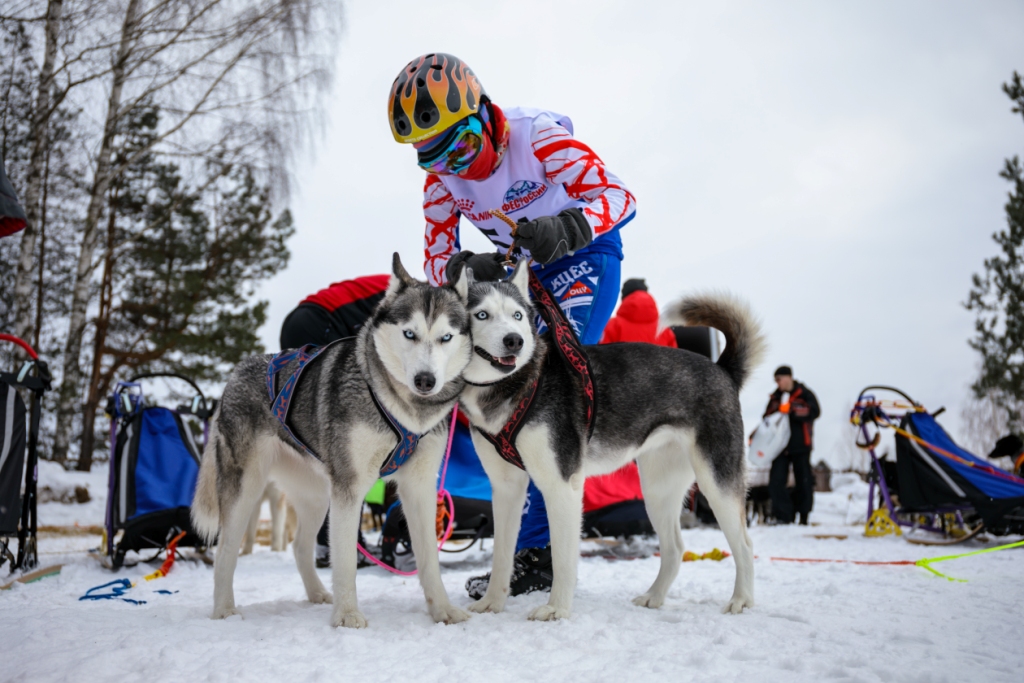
[256,0,1024,467]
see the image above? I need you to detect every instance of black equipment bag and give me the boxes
[0,381,27,536]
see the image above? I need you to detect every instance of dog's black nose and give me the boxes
[503,333,524,353]
[414,372,436,393]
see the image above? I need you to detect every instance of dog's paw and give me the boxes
[429,602,471,625]
[307,587,333,605]
[631,592,665,609]
[331,609,368,629]
[467,594,507,614]
[722,595,754,614]
[528,604,570,621]
[211,605,240,620]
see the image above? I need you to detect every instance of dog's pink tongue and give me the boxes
[498,356,516,366]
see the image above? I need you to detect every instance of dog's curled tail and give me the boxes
[663,292,766,390]
[191,427,221,543]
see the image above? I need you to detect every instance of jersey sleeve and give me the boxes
[530,116,636,237]
[423,174,461,285]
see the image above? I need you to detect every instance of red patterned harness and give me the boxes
[478,270,597,470]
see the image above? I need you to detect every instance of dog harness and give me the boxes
[477,376,541,471]
[266,341,421,476]
[477,270,597,471]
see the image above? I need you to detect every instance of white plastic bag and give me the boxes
[747,395,791,468]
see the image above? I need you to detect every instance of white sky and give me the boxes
[257,0,1024,467]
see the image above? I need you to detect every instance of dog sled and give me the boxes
[0,335,51,572]
[103,373,213,568]
[851,386,1024,544]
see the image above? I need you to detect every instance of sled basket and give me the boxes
[104,373,212,568]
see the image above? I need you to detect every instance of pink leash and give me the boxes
[355,403,459,576]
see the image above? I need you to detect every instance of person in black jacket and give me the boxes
[764,365,820,524]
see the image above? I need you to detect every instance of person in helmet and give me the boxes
[390,53,637,599]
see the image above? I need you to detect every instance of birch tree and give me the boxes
[8,0,64,350]
[47,0,341,465]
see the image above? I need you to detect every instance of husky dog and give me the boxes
[192,254,473,628]
[459,261,765,620]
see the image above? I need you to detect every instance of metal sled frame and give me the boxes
[851,386,980,541]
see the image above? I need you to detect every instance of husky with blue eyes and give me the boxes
[458,260,765,622]
[192,254,473,629]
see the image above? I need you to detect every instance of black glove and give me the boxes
[512,208,592,265]
[445,250,507,282]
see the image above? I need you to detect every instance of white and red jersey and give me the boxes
[423,107,636,285]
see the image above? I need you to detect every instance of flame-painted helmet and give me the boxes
[389,53,486,144]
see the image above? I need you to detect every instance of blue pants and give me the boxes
[516,251,621,550]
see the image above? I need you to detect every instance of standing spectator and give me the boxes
[764,366,820,525]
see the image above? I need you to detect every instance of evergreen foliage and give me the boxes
[966,72,1024,432]
[76,104,292,468]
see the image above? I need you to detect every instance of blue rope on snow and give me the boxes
[79,578,146,605]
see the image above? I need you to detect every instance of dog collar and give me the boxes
[464,378,505,387]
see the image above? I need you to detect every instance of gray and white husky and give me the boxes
[192,254,473,628]
[459,261,766,620]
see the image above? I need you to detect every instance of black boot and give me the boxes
[466,546,553,599]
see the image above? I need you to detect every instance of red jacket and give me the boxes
[600,291,677,347]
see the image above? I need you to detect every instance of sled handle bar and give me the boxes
[127,372,205,402]
[855,385,918,406]
[0,334,38,360]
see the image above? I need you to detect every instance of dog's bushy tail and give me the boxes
[191,425,221,543]
[663,292,766,390]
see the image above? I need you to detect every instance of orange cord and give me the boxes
[488,209,519,265]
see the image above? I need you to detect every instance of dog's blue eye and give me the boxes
[441,333,452,342]
[475,311,488,320]
[514,311,523,320]
[403,330,415,340]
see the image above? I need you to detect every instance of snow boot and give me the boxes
[466,546,553,599]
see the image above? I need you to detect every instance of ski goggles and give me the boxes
[415,115,484,175]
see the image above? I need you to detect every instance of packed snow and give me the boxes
[2,465,1022,683]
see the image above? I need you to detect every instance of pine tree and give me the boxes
[76,103,293,469]
[965,72,1024,432]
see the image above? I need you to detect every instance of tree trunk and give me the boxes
[77,190,118,472]
[12,0,63,352]
[34,146,51,351]
[52,0,140,467]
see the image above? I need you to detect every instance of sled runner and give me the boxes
[0,334,51,572]
[103,373,212,568]
[851,386,1024,542]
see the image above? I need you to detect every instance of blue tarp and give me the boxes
[909,413,1024,500]
[439,421,491,501]
[131,408,199,519]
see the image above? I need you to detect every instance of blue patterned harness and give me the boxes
[266,340,421,476]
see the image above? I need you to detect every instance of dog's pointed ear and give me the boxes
[386,252,417,298]
[508,258,530,300]
[449,262,470,303]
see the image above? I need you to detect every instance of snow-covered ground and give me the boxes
[3,468,1022,683]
